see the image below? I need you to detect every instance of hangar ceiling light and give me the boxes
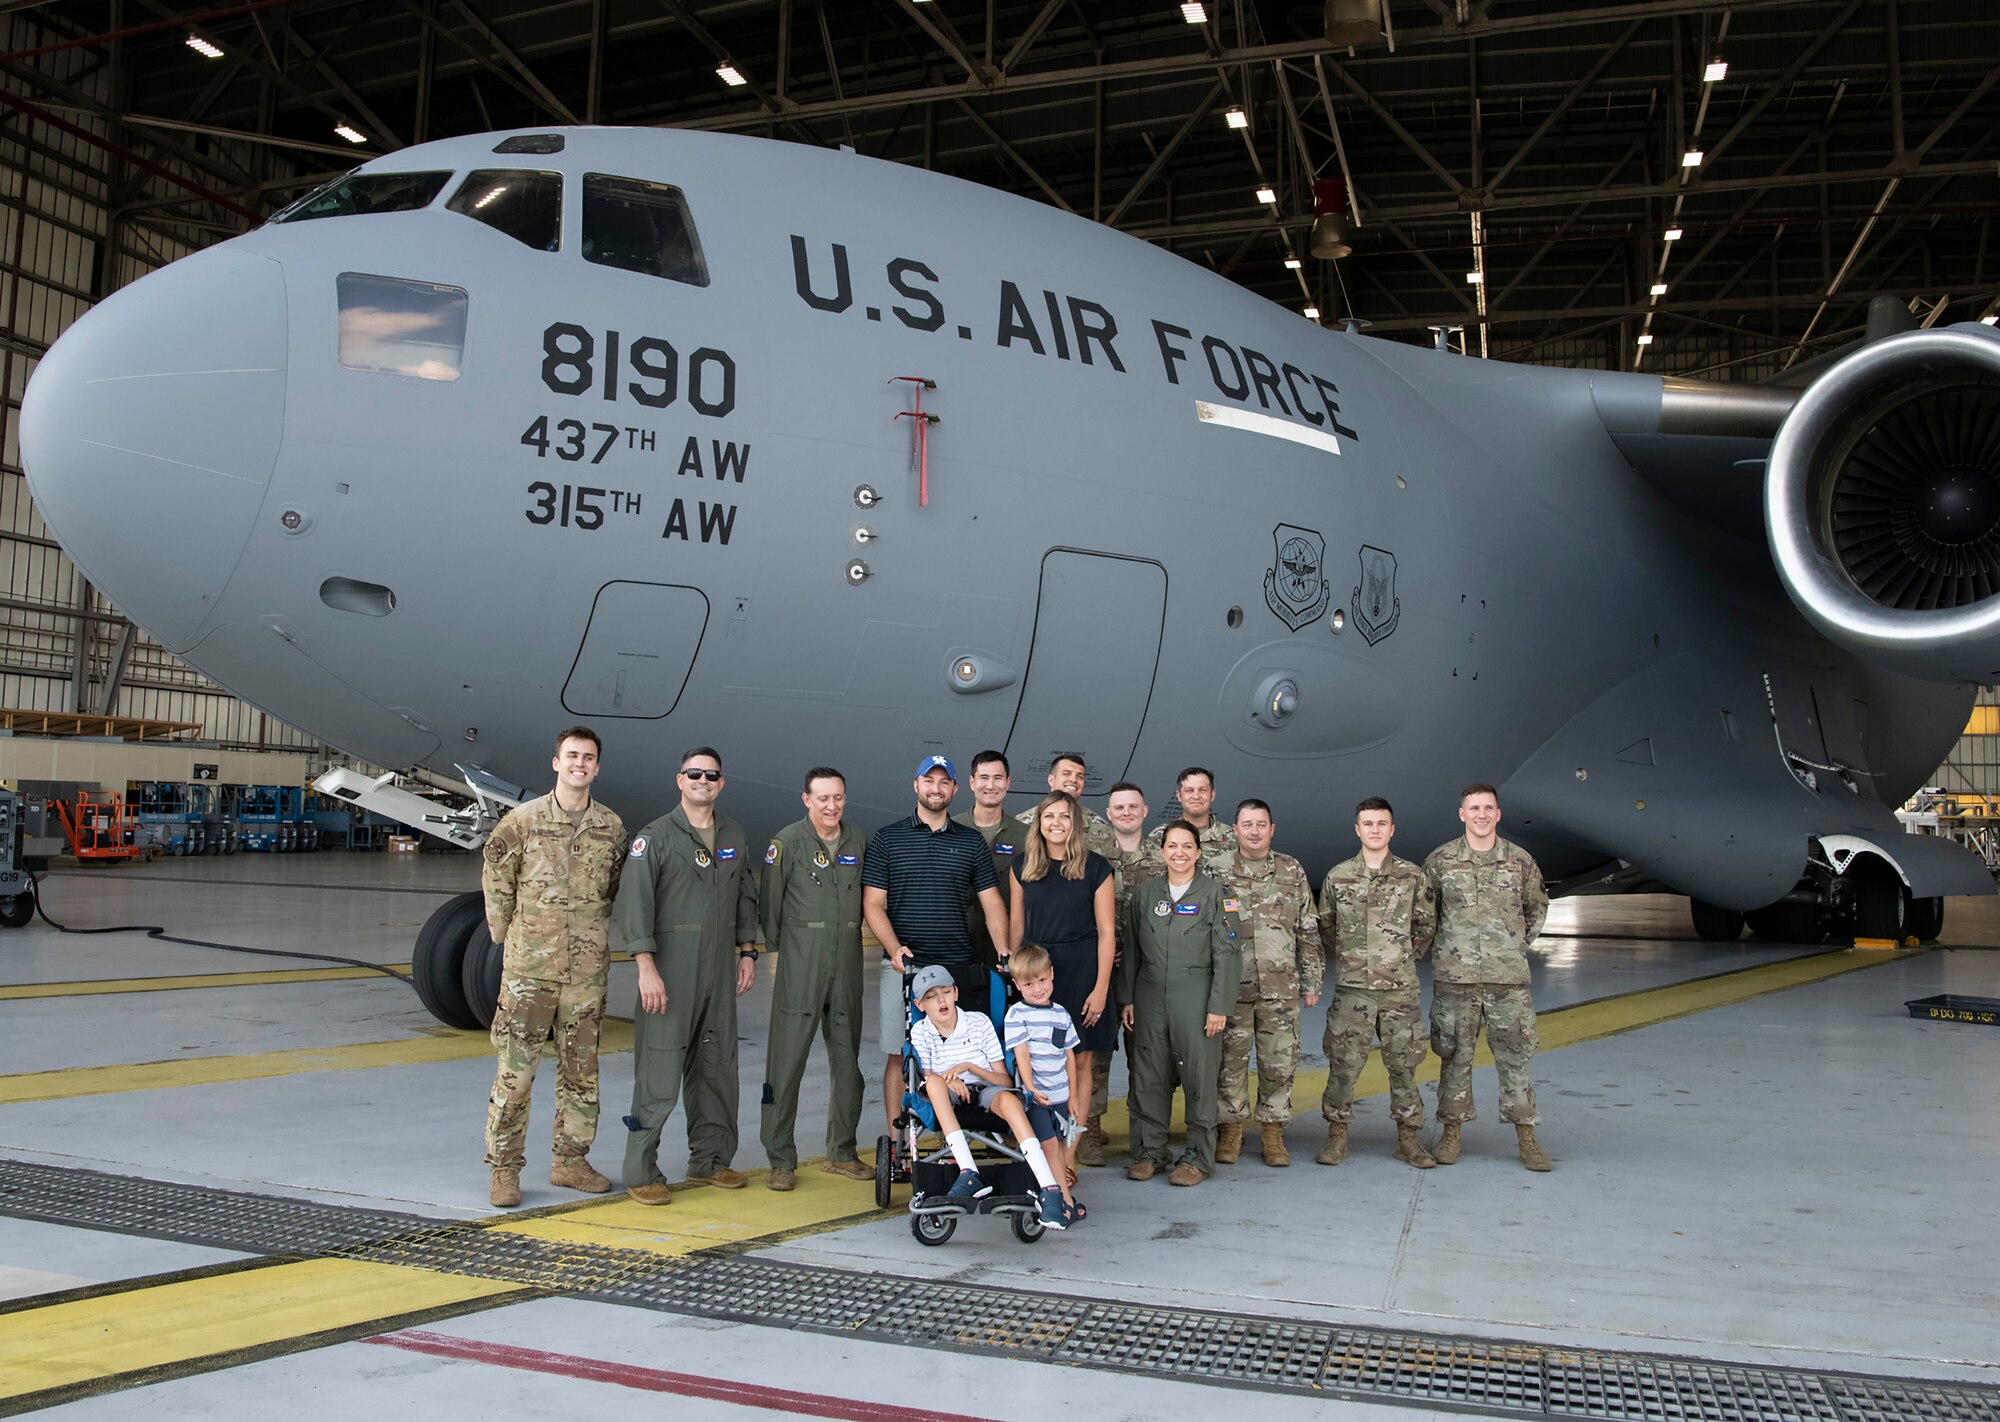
[1224,107,1248,130]
[333,123,366,144]
[1664,227,1684,241]
[1682,149,1704,167]
[716,64,747,87]
[1284,257,1303,270]
[1255,185,1277,204]
[185,34,222,59]
[1704,59,1729,83]
[1651,283,1669,296]
[1180,3,1208,22]
[1636,333,1654,346]
[1303,306,1321,320]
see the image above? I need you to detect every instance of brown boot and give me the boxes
[688,1166,748,1189]
[767,1168,796,1192]
[820,1158,872,1181]
[1125,1159,1157,1181]
[1260,1123,1290,1167]
[1075,1117,1106,1167]
[549,1158,612,1193]
[1516,1124,1553,1172]
[1167,1161,1206,1186]
[1215,1123,1243,1164]
[489,1168,521,1208]
[1433,1122,1461,1165]
[1394,1124,1436,1169]
[1315,1122,1348,1166]
[625,1181,672,1206]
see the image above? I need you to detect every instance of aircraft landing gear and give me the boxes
[1744,898,1827,945]
[1905,895,1945,942]
[460,923,503,1028]
[1843,855,1907,940]
[1688,899,1745,942]
[412,892,486,1030]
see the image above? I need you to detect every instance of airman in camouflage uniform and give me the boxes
[1317,796,1438,1169]
[959,749,1021,967]
[1076,780,1162,1165]
[1423,783,1553,1172]
[482,727,625,1208]
[1145,767,1237,871]
[1210,800,1323,1168]
[1014,751,1117,857]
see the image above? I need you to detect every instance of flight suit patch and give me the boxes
[1153,901,1171,916]
[995,842,1017,855]
[764,843,780,865]
[813,849,831,868]
[718,847,737,860]
[1174,902,1199,915]
[695,848,712,868]
[629,836,648,859]
[837,853,858,865]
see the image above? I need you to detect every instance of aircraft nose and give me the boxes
[21,248,286,651]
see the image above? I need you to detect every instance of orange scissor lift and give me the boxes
[52,790,144,861]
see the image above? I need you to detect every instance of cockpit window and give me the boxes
[274,171,450,223]
[446,169,561,251]
[581,174,707,287]
[337,273,467,381]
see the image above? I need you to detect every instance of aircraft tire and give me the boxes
[460,922,503,1029]
[1846,855,1907,940]
[1905,895,1945,942]
[1688,899,1745,942]
[0,888,32,928]
[1744,900,1827,945]
[412,891,485,1030]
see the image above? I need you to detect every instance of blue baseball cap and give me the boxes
[915,754,957,780]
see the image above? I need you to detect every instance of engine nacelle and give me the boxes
[1766,323,2000,684]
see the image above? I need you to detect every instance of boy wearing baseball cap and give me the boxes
[908,964,1067,1230]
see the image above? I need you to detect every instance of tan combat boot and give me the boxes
[1075,1117,1106,1167]
[489,1168,521,1208]
[1167,1161,1206,1186]
[1215,1123,1243,1164]
[1516,1124,1553,1172]
[1125,1159,1157,1181]
[550,1158,612,1193]
[626,1181,673,1206]
[767,1168,796,1192]
[1394,1124,1436,1169]
[1315,1122,1348,1166]
[1432,1122,1461,1165]
[1260,1123,1290,1167]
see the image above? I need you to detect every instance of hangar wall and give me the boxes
[0,13,318,752]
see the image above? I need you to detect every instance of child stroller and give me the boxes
[873,965,1049,1245]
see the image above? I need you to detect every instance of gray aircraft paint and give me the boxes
[20,127,1996,909]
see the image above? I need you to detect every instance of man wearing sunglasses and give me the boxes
[616,746,761,1204]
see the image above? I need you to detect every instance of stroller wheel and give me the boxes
[874,1135,894,1209]
[911,1210,957,1246]
[1011,1209,1046,1244]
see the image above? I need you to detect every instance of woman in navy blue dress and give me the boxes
[1008,791,1117,1089]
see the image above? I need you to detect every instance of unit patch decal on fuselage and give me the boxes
[1265,523,1331,631]
[1352,545,1402,646]
[788,236,1361,446]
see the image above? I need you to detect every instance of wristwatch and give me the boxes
[739,948,759,961]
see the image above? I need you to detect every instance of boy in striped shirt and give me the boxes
[909,964,1067,1230]
[1004,945,1084,1224]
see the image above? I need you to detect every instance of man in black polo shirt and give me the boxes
[863,754,1010,1137]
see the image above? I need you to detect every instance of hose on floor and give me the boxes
[24,869,416,987]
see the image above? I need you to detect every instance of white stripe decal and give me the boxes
[1193,399,1343,455]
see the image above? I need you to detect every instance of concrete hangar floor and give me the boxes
[1,853,1996,1421]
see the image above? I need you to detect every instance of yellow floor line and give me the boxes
[0,947,1907,1114]
[0,955,640,1003]
[0,1022,637,1106]
[0,1257,521,1401]
[0,965,415,1001]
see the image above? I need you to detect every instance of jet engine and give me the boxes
[1765,324,2000,684]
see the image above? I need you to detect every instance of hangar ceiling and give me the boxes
[6,0,1996,379]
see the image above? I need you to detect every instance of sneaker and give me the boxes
[946,1168,990,1202]
[1038,1185,1069,1231]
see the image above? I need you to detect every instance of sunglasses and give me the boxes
[680,768,723,782]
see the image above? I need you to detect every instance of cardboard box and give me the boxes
[388,835,419,853]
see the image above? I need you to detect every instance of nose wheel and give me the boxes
[412,891,486,1029]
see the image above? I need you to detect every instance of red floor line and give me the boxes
[365,1330,1004,1422]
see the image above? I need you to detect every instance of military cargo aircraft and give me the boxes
[21,126,1999,1026]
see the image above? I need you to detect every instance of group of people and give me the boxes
[476,728,1554,1217]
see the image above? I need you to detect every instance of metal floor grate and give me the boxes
[4,1157,1996,1422]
